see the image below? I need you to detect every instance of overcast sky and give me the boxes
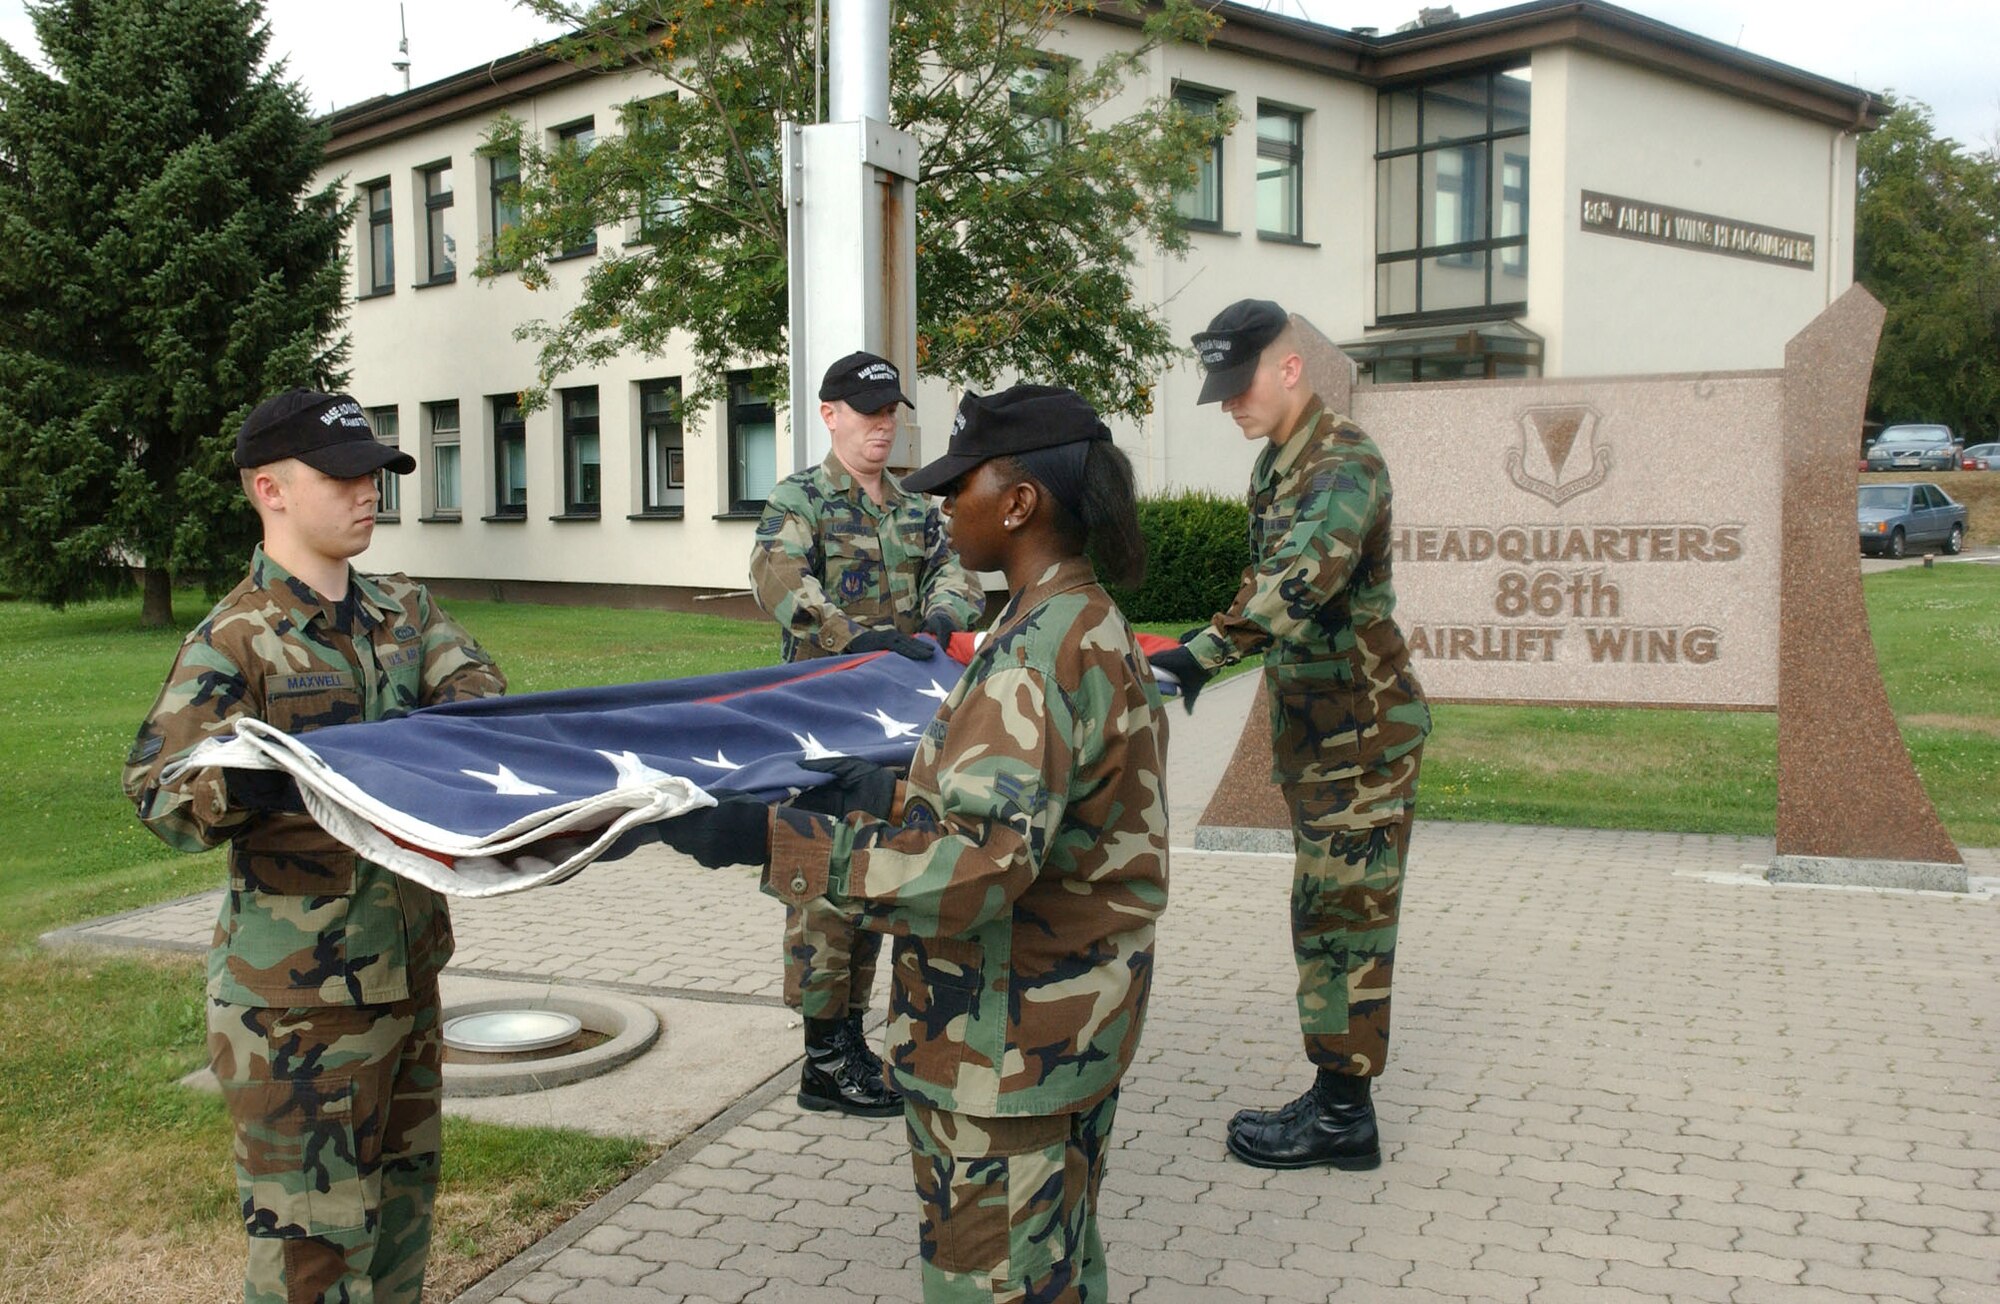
[0,0,1994,151]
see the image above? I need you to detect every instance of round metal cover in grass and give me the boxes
[443,1009,583,1054]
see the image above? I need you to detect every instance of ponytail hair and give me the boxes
[1004,442,1146,590]
[1078,440,1146,590]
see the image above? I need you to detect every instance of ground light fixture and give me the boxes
[442,1008,583,1054]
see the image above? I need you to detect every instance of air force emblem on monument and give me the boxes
[1507,406,1611,505]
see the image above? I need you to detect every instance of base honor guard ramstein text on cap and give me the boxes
[819,352,915,411]
[234,388,417,477]
[901,386,1112,496]
[1191,299,1290,405]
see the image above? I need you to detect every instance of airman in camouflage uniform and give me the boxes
[751,448,982,662]
[749,351,984,1117]
[670,386,1165,1301]
[1153,300,1429,1172]
[123,389,505,1304]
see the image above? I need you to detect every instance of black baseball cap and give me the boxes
[902,385,1110,495]
[1191,299,1290,404]
[234,389,415,477]
[819,351,914,412]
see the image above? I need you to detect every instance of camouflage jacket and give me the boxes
[766,557,1169,1117]
[749,452,984,661]
[123,547,505,1008]
[1184,399,1430,784]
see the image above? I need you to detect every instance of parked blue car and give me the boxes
[1865,424,1960,471]
[1858,482,1967,558]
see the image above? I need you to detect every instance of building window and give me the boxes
[727,370,776,513]
[553,118,597,258]
[426,401,460,516]
[362,178,394,295]
[420,161,454,283]
[624,95,681,242]
[492,396,527,517]
[1499,151,1529,276]
[1172,87,1225,229]
[561,387,601,516]
[487,149,521,247]
[366,406,401,519]
[1374,65,1530,322]
[1010,63,1066,161]
[1256,105,1304,240]
[639,378,684,513]
[1343,320,1544,384]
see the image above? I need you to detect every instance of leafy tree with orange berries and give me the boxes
[484,0,1231,418]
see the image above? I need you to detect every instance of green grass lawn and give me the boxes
[0,599,770,1300]
[1419,564,1999,846]
[0,567,1991,1297]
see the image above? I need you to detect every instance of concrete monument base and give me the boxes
[1766,854,1969,893]
[1192,825,1292,854]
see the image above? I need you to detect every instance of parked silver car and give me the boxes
[1865,424,1960,471]
[1962,442,1999,470]
[1858,482,1967,557]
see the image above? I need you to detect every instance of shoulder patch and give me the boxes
[901,795,940,834]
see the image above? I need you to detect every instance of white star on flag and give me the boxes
[463,763,557,796]
[791,732,843,760]
[692,751,741,771]
[918,679,952,702]
[867,708,920,739]
[598,750,677,786]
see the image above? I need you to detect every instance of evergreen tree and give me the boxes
[1855,96,2000,439]
[486,0,1232,419]
[0,0,350,625]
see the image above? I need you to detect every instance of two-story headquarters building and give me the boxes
[321,0,1886,604]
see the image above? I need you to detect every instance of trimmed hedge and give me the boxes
[1106,489,1249,623]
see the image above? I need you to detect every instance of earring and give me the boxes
[1004,517,1018,528]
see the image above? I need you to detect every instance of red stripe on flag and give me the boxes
[691,653,890,705]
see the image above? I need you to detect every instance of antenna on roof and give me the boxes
[393,4,411,93]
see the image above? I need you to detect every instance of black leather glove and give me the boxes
[847,627,937,660]
[1147,645,1213,715]
[922,611,958,643]
[225,767,305,813]
[655,792,771,868]
[788,756,899,820]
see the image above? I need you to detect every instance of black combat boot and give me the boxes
[1225,1071,1380,1170]
[798,1015,901,1117]
[841,1010,892,1089]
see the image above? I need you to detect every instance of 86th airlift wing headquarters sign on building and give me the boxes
[1197,291,1966,888]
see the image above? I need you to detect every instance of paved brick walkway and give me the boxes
[52,675,2000,1301]
[420,825,1994,1304]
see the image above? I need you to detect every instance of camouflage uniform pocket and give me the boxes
[909,1107,1073,1285]
[1270,676,1362,779]
[264,685,363,735]
[230,812,358,895]
[893,934,986,1087]
[223,1072,368,1238]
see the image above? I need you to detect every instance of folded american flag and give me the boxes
[169,651,961,898]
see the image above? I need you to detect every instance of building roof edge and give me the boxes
[320,0,1888,158]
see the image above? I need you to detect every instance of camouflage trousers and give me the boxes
[207,983,443,1304]
[905,1092,1119,1303]
[1281,746,1422,1077]
[784,897,883,1017]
